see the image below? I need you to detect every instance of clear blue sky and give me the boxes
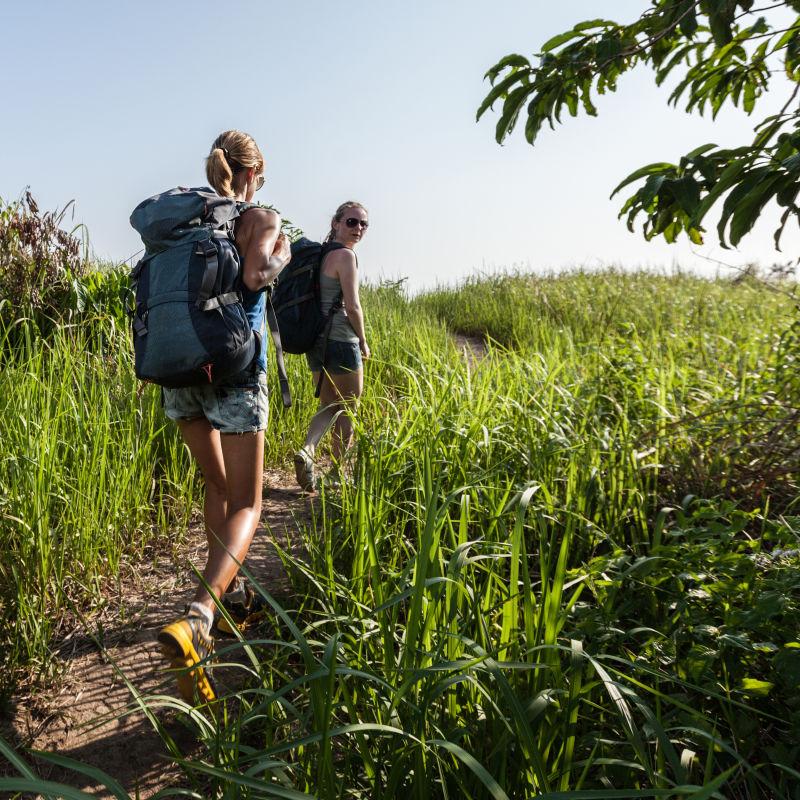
[2,1,796,290]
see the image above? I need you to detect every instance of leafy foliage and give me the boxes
[656,313,800,508]
[0,191,88,319]
[478,1,800,248]
[574,499,800,789]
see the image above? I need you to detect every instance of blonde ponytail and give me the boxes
[205,131,264,197]
[206,147,235,197]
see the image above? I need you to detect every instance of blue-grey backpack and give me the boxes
[128,187,256,388]
[271,237,346,354]
[270,237,346,397]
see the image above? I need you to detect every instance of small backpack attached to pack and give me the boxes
[128,186,256,388]
[270,237,345,355]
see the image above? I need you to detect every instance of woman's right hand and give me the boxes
[359,339,371,359]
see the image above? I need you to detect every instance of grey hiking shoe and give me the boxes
[216,581,269,635]
[293,447,315,492]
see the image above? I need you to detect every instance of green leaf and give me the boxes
[611,163,674,197]
[0,778,100,799]
[485,54,530,82]
[668,177,701,215]
[683,142,718,161]
[524,94,545,144]
[679,8,698,37]
[743,80,756,113]
[781,152,800,172]
[740,677,774,696]
[477,70,529,121]
[428,740,511,800]
[709,10,734,46]
[0,736,37,781]
[573,18,617,33]
[672,766,739,800]
[496,83,535,144]
[581,80,598,116]
[541,29,583,53]
[728,173,783,245]
[32,750,131,800]
[693,159,748,225]
[596,34,622,66]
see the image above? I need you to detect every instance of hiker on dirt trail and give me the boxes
[157,130,290,704]
[293,201,370,492]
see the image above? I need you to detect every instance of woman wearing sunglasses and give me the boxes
[157,130,291,704]
[294,201,371,491]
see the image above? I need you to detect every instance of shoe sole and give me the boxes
[294,452,315,492]
[157,622,216,704]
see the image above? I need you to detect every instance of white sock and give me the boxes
[187,601,213,632]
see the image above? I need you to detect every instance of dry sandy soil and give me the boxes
[3,467,314,798]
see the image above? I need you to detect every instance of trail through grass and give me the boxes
[1,268,798,798]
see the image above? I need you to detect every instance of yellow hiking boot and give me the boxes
[157,614,216,704]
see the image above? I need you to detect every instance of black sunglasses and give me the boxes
[254,174,265,191]
[345,217,369,229]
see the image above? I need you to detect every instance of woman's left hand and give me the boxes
[272,232,291,265]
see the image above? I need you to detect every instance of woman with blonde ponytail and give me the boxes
[294,201,370,491]
[157,130,291,705]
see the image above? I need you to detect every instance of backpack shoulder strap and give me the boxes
[265,288,291,409]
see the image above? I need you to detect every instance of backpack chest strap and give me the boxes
[143,289,241,312]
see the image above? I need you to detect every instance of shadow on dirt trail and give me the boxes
[3,467,312,798]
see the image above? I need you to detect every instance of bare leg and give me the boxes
[302,371,338,456]
[177,418,227,563]
[307,369,363,462]
[195,430,264,608]
[177,421,264,610]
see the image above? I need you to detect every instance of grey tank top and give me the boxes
[320,272,359,343]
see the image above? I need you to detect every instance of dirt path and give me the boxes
[4,467,312,798]
[453,333,488,366]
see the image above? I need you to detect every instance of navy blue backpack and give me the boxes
[129,187,257,388]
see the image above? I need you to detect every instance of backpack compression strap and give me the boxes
[129,255,150,336]
[195,234,242,311]
[265,290,292,409]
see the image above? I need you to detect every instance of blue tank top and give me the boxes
[241,286,267,372]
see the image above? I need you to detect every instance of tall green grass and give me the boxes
[0,313,199,694]
[1,268,797,797]
[128,271,795,797]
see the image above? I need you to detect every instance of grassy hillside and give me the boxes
[1,265,798,798]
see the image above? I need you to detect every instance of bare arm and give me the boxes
[235,208,291,292]
[328,249,369,357]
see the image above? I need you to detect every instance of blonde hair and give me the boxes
[325,201,369,243]
[206,130,265,197]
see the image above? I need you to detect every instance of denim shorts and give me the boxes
[305,338,362,374]
[162,368,269,434]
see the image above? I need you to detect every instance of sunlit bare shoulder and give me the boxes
[324,246,357,278]
[238,206,279,233]
[235,206,279,250]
